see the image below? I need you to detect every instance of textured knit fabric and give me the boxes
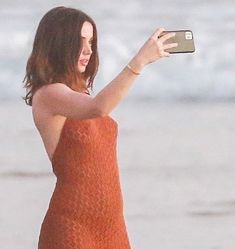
[38,114,132,249]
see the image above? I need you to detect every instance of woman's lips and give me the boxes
[80,59,89,66]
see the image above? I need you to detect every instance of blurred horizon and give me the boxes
[0,0,234,102]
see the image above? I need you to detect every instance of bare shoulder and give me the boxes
[33,83,71,105]
[40,82,72,93]
[32,84,72,163]
[33,83,100,120]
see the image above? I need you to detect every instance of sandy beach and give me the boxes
[1,99,235,249]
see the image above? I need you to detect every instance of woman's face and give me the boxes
[78,21,93,73]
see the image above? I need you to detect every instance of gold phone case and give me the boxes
[158,30,195,53]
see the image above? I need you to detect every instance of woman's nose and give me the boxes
[83,44,92,55]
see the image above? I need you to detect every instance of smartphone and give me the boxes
[158,30,195,54]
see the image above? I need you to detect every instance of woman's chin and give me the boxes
[78,66,86,73]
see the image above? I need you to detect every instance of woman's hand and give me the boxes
[136,27,178,66]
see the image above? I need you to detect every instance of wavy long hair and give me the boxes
[22,6,99,106]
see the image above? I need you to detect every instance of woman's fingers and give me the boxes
[158,48,170,58]
[138,28,177,64]
[164,52,170,57]
[151,27,166,40]
[163,42,178,50]
[158,32,176,43]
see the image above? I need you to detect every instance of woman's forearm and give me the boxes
[93,28,177,116]
[94,55,145,115]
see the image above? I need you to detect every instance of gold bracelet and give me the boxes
[126,64,141,75]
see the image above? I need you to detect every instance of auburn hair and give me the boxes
[22,6,99,106]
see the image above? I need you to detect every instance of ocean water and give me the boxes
[0,0,235,100]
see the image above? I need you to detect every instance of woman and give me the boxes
[23,6,177,249]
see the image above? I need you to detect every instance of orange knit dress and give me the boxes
[37,111,132,248]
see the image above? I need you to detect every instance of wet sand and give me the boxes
[1,99,235,248]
